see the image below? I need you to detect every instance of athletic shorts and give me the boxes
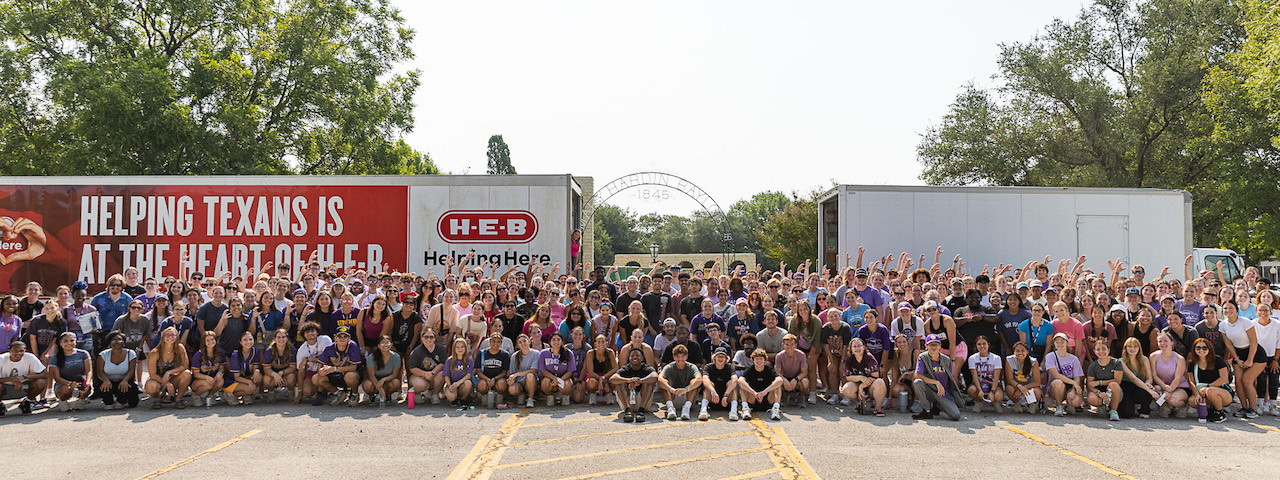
[327,372,349,389]
[1236,347,1268,365]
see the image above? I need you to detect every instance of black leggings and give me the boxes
[1118,382,1152,418]
[96,378,140,407]
[1257,368,1279,401]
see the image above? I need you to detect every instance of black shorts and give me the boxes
[1235,347,1268,365]
[326,372,349,389]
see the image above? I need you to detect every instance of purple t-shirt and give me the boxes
[915,353,953,399]
[320,343,363,368]
[537,348,577,377]
[445,356,472,382]
[1043,351,1083,379]
[853,285,884,310]
[228,348,262,378]
[1177,301,1204,326]
[689,313,725,345]
[855,324,891,360]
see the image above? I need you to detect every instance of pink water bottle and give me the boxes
[407,391,416,409]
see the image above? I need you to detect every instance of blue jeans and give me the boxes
[913,378,961,420]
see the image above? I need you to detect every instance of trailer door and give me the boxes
[1077,215,1129,264]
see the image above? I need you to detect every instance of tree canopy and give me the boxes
[486,135,515,174]
[0,0,435,175]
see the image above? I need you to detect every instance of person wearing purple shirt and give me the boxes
[0,297,21,347]
[538,333,578,406]
[1176,283,1204,325]
[315,326,363,406]
[443,337,474,407]
[689,298,726,345]
[912,334,962,420]
[855,312,891,367]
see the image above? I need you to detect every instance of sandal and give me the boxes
[496,403,510,410]
[176,401,187,410]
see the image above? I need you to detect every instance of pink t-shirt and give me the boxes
[1052,318,1086,350]
[774,349,808,379]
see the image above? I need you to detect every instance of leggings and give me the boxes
[912,378,961,420]
[96,379,141,408]
[1257,368,1279,401]
[1118,381,1152,419]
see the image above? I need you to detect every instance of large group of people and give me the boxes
[2,248,1277,426]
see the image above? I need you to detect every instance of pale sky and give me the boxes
[399,1,1088,216]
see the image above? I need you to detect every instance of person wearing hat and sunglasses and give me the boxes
[314,326,362,407]
[912,334,962,420]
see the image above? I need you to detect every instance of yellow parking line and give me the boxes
[519,415,616,429]
[771,427,819,480]
[718,467,785,480]
[1256,425,1280,434]
[1004,426,1137,480]
[135,429,263,480]
[747,419,799,480]
[492,431,755,470]
[505,417,726,447]
[448,408,530,480]
[554,447,769,480]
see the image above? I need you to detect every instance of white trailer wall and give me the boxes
[825,185,1190,276]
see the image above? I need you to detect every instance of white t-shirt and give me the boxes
[296,336,334,372]
[1252,320,1280,357]
[1219,317,1256,350]
[0,352,46,377]
[967,352,1002,386]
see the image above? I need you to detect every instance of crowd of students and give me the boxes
[1,250,1277,426]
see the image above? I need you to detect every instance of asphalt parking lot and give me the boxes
[3,398,1279,479]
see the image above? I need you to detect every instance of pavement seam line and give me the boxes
[504,416,726,447]
[771,427,820,480]
[748,418,800,480]
[552,446,769,480]
[519,415,617,428]
[490,431,755,470]
[1003,426,1138,480]
[717,467,786,480]
[450,407,530,480]
[134,429,263,480]
[1256,425,1280,434]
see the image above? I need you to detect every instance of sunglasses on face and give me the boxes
[1194,346,1209,351]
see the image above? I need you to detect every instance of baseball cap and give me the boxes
[1160,294,1176,302]
[292,289,307,298]
[1044,287,1057,294]
[735,298,749,306]
[1029,280,1043,288]
[923,300,939,311]
[1052,332,1069,342]
[855,268,868,277]
[1125,287,1140,296]
[662,318,677,326]
[897,302,913,311]
[1108,304,1126,313]
[627,276,638,283]
[334,326,352,337]
[923,334,941,345]
[350,278,363,285]
[1017,282,1029,289]
[950,278,964,285]
[713,347,730,357]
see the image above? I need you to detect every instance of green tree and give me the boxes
[486,135,515,174]
[727,191,791,269]
[591,204,641,265]
[917,0,1277,258]
[0,0,433,176]
[758,190,818,271]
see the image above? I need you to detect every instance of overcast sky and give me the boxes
[398,1,1088,215]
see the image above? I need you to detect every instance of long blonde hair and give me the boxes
[1121,337,1147,379]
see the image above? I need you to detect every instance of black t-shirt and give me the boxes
[1195,322,1228,361]
[1192,357,1229,385]
[954,305,998,355]
[123,285,146,298]
[616,362,656,379]
[640,292,670,332]
[27,314,66,355]
[389,311,421,353]
[498,313,525,344]
[661,340,704,365]
[704,362,734,388]
[742,364,777,391]
[820,323,852,350]
[616,292,643,313]
[585,281,618,303]
[943,295,967,315]
[679,295,705,323]
[195,302,229,334]
[18,297,44,323]
[474,349,511,378]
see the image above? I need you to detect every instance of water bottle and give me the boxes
[899,391,909,413]
[629,388,637,406]
[407,390,415,409]
[1197,402,1208,423]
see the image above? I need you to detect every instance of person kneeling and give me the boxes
[1086,340,1124,421]
[315,327,362,407]
[610,348,658,422]
[912,335,962,421]
[840,338,887,416]
[658,344,702,421]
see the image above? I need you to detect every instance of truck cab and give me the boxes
[1191,248,1244,282]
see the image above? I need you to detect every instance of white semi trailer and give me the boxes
[817,185,1243,279]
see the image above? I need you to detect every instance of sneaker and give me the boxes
[59,400,71,412]
[994,401,1003,413]
[225,395,239,406]
[1174,406,1188,418]
[1233,409,1247,418]
[622,411,634,422]
[910,401,922,413]
[840,397,851,406]
[770,405,781,420]
[911,409,934,420]
[666,410,677,421]
[698,408,709,421]
[19,399,33,415]
[1212,410,1227,423]
[971,404,981,413]
[874,409,885,417]
[312,393,326,406]
[547,395,555,407]
[1109,410,1119,421]
[430,393,441,405]
[526,397,535,408]
[331,391,347,406]
[562,394,571,406]
[243,395,253,405]
[729,409,740,421]
[1012,403,1023,413]
[1054,405,1064,417]
[679,411,690,421]
[1245,408,1260,419]
[588,393,597,405]
[807,392,817,404]
[742,405,752,420]
[1066,405,1076,415]
[347,393,358,407]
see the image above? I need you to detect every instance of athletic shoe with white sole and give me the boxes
[770,405,781,420]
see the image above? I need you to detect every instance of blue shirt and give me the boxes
[90,291,133,330]
[841,305,872,329]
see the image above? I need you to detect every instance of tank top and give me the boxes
[155,350,178,374]
[925,317,951,349]
[363,315,386,343]
[591,351,611,375]
[1154,351,1190,388]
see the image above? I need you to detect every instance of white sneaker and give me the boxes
[561,394,571,406]
[59,400,71,412]
[546,395,555,407]
[698,407,709,421]
[770,405,781,420]
[742,405,752,420]
[430,393,441,405]
[332,391,348,406]
[1054,405,1064,417]
[807,392,817,404]
[972,404,981,413]
[526,397,535,408]
[225,395,239,406]
[588,393,597,405]
[729,409,740,421]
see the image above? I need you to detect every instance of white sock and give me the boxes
[666,401,675,412]
[682,401,692,415]
[731,400,739,412]
[700,399,709,410]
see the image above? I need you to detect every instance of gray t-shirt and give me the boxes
[1087,357,1124,382]
[756,328,789,355]
[53,349,91,381]
[661,362,700,389]
[365,351,401,379]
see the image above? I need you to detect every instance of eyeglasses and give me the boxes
[129,306,143,310]
[109,284,123,288]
